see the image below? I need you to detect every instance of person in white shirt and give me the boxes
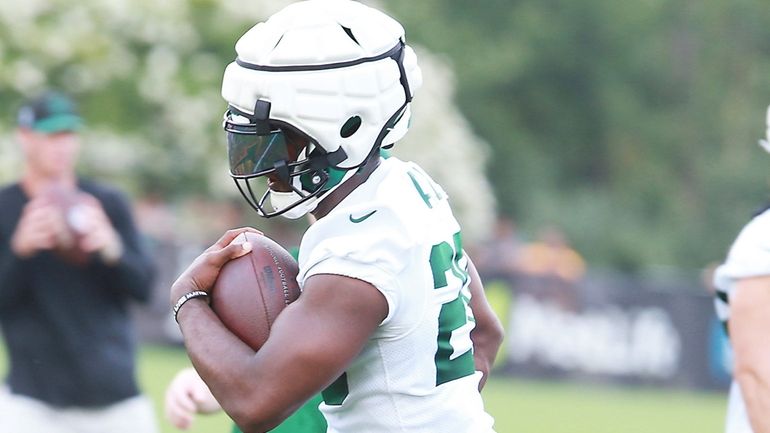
[713,106,770,433]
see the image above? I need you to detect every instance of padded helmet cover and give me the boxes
[222,0,422,169]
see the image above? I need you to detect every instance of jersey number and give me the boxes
[430,232,476,386]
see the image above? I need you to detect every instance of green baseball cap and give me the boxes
[17,92,83,133]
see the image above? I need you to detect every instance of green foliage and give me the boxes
[385,0,770,270]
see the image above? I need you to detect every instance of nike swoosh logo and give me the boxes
[349,210,377,223]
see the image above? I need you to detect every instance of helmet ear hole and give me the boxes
[340,116,362,138]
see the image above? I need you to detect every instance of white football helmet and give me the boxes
[221,0,422,218]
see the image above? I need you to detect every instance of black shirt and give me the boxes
[0,179,155,407]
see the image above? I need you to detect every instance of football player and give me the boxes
[169,1,504,432]
[713,106,770,433]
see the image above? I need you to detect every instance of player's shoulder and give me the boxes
[379,158,446,197]
[317,157,432,234]
[297,201,415,283]
[733,209,770,250]
[306,198,413,247]
[714,209,770,290]
[718,209,770,273]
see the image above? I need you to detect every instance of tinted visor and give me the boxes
[224,109,293,177]
[227,129,289,177]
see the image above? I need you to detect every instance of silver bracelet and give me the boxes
[173,290,210,323]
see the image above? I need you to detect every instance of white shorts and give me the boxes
[726,381,754,433]
[0,387,158,433]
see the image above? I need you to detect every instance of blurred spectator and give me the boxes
[472,215,524,279]
[712,106,770,433]
[0,91,158,432]
[133,192,184,343]
[513,225,585,314]
[518,225,586,283]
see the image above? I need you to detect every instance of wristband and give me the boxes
[173,290,210,323]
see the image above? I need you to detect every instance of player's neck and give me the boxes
[313,156,381,220]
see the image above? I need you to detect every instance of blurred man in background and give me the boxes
[713,106,770,433]
[0,91,158,432]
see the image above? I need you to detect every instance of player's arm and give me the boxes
[466,256,504,391]
[172,229,388,433]
[730,275,770,433]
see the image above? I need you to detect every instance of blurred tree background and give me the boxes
[386,0,770,272]
[1,0,770,272]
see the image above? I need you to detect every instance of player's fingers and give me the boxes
[211,227,262,249]
[166,405,194,430]
[176,417,193,430]
[171,238,253,301]
[205,241,253,268]
[177,393,199,414]
[165,392,196,426]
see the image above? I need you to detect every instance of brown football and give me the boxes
[211,232,301,351]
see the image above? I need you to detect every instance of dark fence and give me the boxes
[482,271,732,391]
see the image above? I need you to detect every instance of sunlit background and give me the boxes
[4,0,770,431]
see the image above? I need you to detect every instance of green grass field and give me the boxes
[0,344,728,432]
[136,345,727,433]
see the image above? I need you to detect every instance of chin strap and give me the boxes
[312,154,381,219]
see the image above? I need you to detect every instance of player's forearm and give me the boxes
[176,300,295,432]
[730,276,770,433]
[736,368,770,433]
[471,325,504,390]
[466,256,504,389]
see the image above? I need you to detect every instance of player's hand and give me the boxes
[169,227,261,306]
[10,196,68,258]
[70,194,124,264]
[165,367,222,430]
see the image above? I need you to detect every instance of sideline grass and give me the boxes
[138,346,727,433]
[483,376,726,433]
[0,344,728,432]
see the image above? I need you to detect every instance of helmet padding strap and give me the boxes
[394,41,412,103]
[253,99,272,135]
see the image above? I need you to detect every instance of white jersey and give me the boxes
[713,209,770,324]
[297,157,496,433]
[713,208,770,433]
